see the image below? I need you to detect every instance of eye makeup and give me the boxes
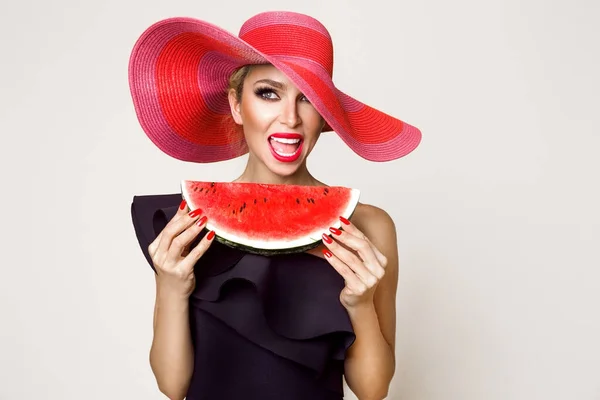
[253,85,311,103]
[254,86,279,101]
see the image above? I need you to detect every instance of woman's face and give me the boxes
[228,65,325,178]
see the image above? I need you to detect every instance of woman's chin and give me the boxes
[263,153,306,177]
[266,161,302,177]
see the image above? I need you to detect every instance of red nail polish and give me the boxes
[329,227,342,235]
[339,216,350,225]
[322,249,332,258]
[196,216,207,226]
[207,230,215,240]
[179,199,187,210]
[322,233,333,244]
[189,208,202,218]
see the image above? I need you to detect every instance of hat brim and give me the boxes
[129,17,421,163]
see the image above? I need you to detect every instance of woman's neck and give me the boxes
[233,156,323,186]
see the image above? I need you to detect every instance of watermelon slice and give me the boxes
[180,181,360,255]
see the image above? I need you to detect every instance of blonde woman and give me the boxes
[130,11,421,400]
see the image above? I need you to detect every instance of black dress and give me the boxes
[131,193,356,399]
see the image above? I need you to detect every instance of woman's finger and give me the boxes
[327,228,385,280]
[180,229,216,271]
[364,235,388,268]
[322,249,367,292]
[149,199,190,258]
[154,207,203,265]
[339,217,388,268]
[165,216,208,266]
[322,233,379,284]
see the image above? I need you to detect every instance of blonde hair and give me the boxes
[228,65,254,102]
[223,65,255,152]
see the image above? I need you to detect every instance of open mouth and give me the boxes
[268,133,303,162]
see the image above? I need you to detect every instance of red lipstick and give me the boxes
[269,133,303,139]
[268,132,304,163]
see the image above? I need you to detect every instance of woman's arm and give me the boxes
[343,205,399,400]
[150,275,194,400]
[345,302,395,399]
[141,203,213,399]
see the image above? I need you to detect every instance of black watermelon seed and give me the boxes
[310,198,315,204]
[254,199,257,204]
[264,198,267,202]
[296,198,300,204]
[227,203,230,207]
[210,182,215,187]
[233,210,236,215]
[239,206,243,213]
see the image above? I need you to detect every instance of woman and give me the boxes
[129,11,421,400]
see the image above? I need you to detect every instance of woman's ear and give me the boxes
[228,88,243,125]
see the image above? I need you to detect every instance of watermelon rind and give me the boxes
[213,235,322,256]
[180,181,360,256]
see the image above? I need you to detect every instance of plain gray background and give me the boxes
[1,0,599,399]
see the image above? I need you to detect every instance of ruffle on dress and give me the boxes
[130,193,356,395]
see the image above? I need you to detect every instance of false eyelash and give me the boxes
[254,86,311,104]
[254,86,278,100]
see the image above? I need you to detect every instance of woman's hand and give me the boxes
[148,200,215,299]
[321,216,388,310]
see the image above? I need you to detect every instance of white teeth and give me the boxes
[271,137,301,144]
[273,148,299,157]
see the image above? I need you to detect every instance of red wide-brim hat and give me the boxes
[128,11,422,163]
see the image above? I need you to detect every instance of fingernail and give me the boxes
[189,208,202,218]
[207,230,215,240]
[179,199,187,210]
[329,227,342,236]
[322,249,332,258]
[339,216,350,225]
[196,216,207,226]
[322,233,333,244]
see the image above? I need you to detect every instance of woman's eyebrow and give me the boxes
[253,79,286,89]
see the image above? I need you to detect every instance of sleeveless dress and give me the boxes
[130,193,357,399]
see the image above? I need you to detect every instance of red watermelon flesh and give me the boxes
[180,181,360,254]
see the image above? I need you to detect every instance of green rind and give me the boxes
[214,235,321,256]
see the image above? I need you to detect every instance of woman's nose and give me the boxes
[280,98,301,128]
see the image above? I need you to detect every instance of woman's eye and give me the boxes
[255,88,279,100]
[301,95,311,103]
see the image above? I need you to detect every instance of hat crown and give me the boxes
[239,11,334,77]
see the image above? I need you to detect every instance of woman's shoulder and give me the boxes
[349,202,398,261]
[351,202,396,234]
